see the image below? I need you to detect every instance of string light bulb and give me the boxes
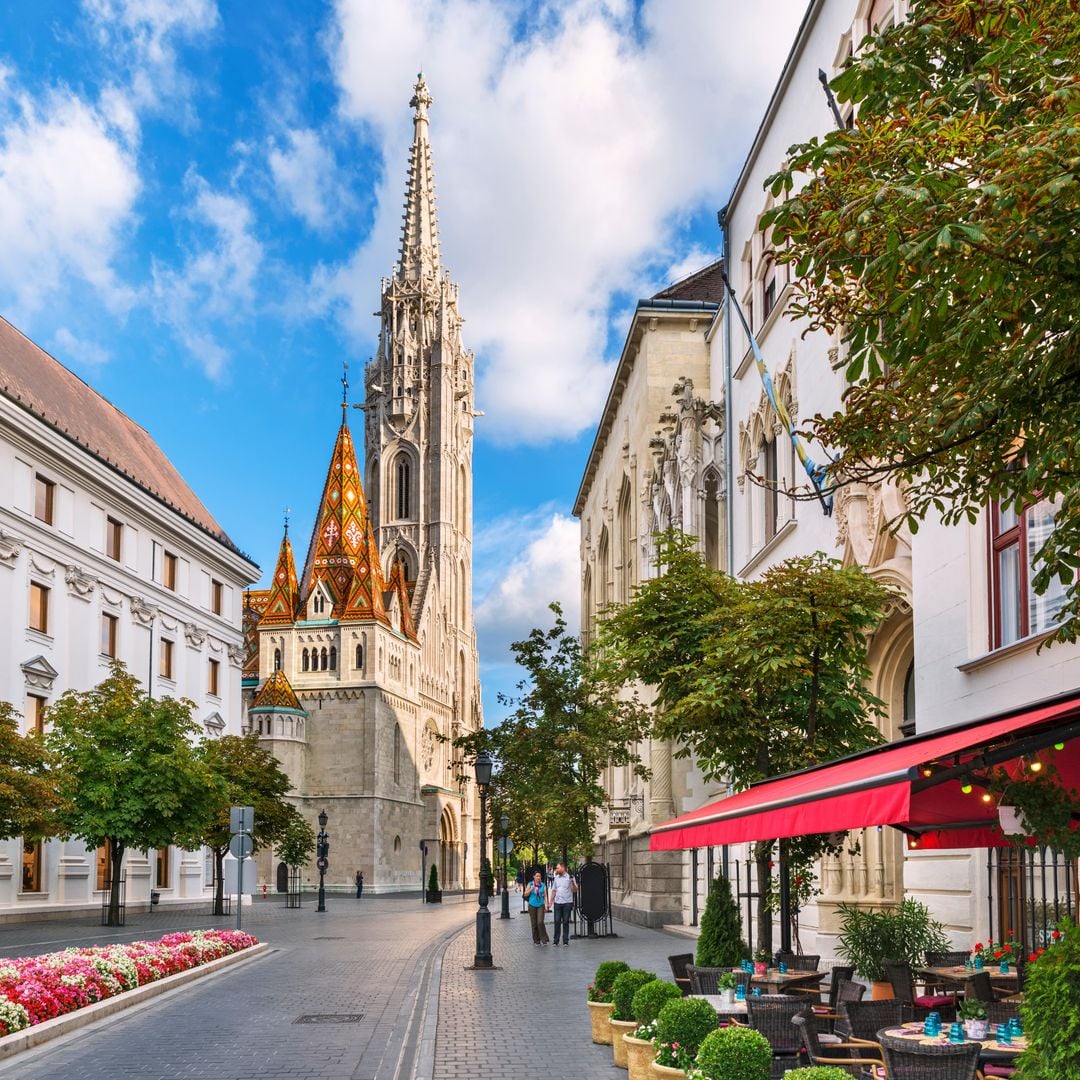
[1029,759,1043,773]
[961,781,973,794]
[1054,742,1065,751]
[921,765,934,778]
[981,792,994,804]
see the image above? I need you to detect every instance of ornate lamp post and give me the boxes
[499,813,511,920]
[473,751,493,968]
[316,809,329,913]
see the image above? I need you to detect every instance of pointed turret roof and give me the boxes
[250,669,304,714]
[341,516,390,623]
[397,74,441,281]
[386,559,418,642]
[260,527,300,625]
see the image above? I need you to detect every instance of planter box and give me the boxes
[610,1017,637,1068]
[649,1062,687,1079]
[426,890,442,903]
[624,1034,655,1080]
[588,1000,615,1045]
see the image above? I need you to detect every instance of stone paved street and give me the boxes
[0,894,693,1079]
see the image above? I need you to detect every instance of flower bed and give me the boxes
[0,929,258,1035]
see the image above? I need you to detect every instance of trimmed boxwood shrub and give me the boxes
[655,996,720,1059]
[1017,918,1080,1078]
[696,874,748,967]
[694,1025,772,1080]
[611,969,656,1021]
[631,978,683,1025]
[782,1070,853,1080]
[589,960,630,1002]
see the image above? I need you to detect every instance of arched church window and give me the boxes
[320,647,328,671]
[302,648,309,672]
[355,644,364,669]
[329,646,337,670]
[273,648,281,672]
[395,454,412,519]
[313,593,325,615]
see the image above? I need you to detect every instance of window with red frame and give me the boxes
[990,497,1068,648]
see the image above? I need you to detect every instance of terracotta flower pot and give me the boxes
[610,1018,637,1068]
[624,1034,655,1080]
[649,1062,687,1079]
[871,980,894,1000]
[588,1000,615,1045]
[754,961,768,975]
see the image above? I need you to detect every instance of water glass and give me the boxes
[999,960,1010,974]
[948,1022,965,1044]
[963,959,972,972]
[974,957,984,972]
[1009,1016,1023,1038]
[778,961,787,974]
[751,986,762,997]
[735,983,746,1001]
[997,1023,1012,1045]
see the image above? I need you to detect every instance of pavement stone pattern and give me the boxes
[0,893,475,1080]
[433,901,683,1080]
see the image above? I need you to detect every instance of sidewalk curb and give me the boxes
[0,941,269,1063]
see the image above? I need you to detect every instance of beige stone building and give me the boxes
[574,262,726,926]
[243,77,483,895]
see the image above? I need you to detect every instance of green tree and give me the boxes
[45,663,217,925]
[765,0,1080,641]
[598,532,892,951]
[455,603,649,865]
[0,701,63,840]
[200,733,294,915]
[276,806,315,883]
[696,873,748,968]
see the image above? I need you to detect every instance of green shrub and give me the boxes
[589,960,630,1002]
[693,1025,771,1080]
[1017,918,1080,1078]
[696,874,748,967]
[631,978,682,1025]
[782,1069,854,1080]
[427,863,439,892]
[655,996,720,1059]
[611,969,655,1021]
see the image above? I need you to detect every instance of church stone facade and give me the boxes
[243,77,483,895]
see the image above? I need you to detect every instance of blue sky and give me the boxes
[0,0,807,716]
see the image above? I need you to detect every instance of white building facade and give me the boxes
[0,314,258,919]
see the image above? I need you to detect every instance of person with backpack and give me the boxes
[525,869,550,945]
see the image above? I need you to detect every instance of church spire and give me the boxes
[397,74,441,281]
[260,519,300,626]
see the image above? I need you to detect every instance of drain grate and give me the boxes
[294,1014,364,1024]
[312,936,346,941]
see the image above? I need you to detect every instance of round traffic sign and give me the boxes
[229,833,253,859]
[316,856,329,871]
[497,837,514,857]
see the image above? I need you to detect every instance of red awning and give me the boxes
[650,691,1080,852]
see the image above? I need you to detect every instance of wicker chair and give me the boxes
[965,969,1012,1004]
[842,998,903,1044]
[746,995,806,1078]
[985,997,1021,1026]
[884,960,957,1021]
[791,1012,885,1078]
[806,966,857,1030]
[776,950,822,970]
[878,1030,982,1079]
[669,953,694,996]
[687,964,730,995]
[925,950,971,968]
[830,978,867,1039]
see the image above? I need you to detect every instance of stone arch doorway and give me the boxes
[439,804,458,889]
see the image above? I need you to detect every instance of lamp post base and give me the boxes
[317,874,326,913]
[473,908,493,968]
[499,888,511,919]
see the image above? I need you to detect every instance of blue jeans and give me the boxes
[552,902,573,944]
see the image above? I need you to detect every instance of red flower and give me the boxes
[974,943,983,951]
[1004,944,1012,952]
[993,951,1002,959]
[1037,948,1045,955]
[1029,953,1038,962]
[1052,930,1061,940]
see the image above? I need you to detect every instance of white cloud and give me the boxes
[268,128,347,232]
[0,86,140,316]
[53,327,111,368]
[323,0,806,444]
[151,174,263,378]
[474,511,581,665]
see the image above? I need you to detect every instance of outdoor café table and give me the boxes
[692,994,748,1018]
[916,966,1019,994]
[878,1021,1026,1067]
[749,968,826,995]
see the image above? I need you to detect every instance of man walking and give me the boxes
[550,863,577,946]
[525,870,549,945]
[355,870,364,899]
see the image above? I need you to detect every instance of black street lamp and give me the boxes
[316,809,329,913]
[499,813,511,920]
[473,751,493,968]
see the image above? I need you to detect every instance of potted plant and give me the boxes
[781,1070,855,1080]
[957,998,988,1040]
[691,1025,771,1080]
[651,997,719,1078]
[610,969,657,1068]
[588,960,630,1044]
[753,948,769,976]
[695,874,748,968]
[426,863,442,903]
[716,972,737,1006]
[1016,917,1080,1076]
[836,899,951,998]
[627,980,683,1080]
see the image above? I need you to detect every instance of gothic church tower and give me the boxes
[365,75,480,738]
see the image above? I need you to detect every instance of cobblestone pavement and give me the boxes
[0,893,475,1080]
[433,901,688,1080]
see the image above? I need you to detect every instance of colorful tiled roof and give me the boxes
[250,669,304,713]
[0,314,252,562]
[386,558,418,641]
[260,530,300,625]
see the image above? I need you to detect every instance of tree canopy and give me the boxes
[0,701,63,840]
[454,603,650,862]
[765,0,1080,641]
[45,664,217,925]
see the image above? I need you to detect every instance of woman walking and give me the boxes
[525,870,550,945]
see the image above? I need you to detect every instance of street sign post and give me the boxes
[230,806,254,932]
[229,833,254,860]
[496,837,514,858]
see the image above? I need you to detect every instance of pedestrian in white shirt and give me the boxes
[550,862,577,946]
